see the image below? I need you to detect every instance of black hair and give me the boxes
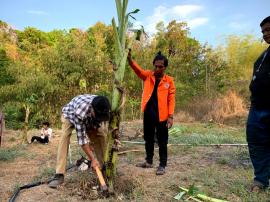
[260,16,270,27]
[91,96,111,122]
[42,121,50,126]
[152,51,168,67]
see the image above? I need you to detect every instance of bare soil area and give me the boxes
[1,122,270,202]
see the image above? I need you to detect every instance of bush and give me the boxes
[29,112,48,129]
[3,102,24,129]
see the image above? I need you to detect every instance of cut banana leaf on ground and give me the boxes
[174,191,186,200]
[174,186,229,202]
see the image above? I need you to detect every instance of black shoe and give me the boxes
[48,174,64,188]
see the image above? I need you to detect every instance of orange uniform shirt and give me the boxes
[130,60,176,122]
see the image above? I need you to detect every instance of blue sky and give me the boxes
[1,0,269,46]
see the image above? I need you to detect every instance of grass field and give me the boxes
[1,122,270,202]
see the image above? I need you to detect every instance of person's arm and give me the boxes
[47,128,53,139]
[74,117,100,168]
[127,49,150,80]
[81,144,100,169]
[167,78,176,129]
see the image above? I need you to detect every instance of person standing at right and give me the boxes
[128,50,176,175]
[247,16,270,192]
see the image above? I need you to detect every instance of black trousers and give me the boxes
[31,136,49,144]
[143,112,168,167]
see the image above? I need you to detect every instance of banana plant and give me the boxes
[103,0,140,192]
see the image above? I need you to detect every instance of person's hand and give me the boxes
[167,117,173,129]
[91,159,100,169]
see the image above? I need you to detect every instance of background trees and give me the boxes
[0,19,267,129]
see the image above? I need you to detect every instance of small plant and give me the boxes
[0,145,25,161]
[40,167,55,178]
[126,152,134,164]
[12,183,21,193]
[217,157,229,165]
[8,137,16,142]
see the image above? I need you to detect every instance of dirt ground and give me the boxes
[0,121,269,202]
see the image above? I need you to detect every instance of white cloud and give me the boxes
[141,4,208,35]
[27,10,48,15]
[228,21,249,30]
[171,5,203,18]
[188,17,208,28]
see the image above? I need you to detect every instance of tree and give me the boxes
[0,48,15,86]
[22,94,38,143]
[217,35,267,99]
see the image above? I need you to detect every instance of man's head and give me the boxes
[260,16,270,44]
[91,96,111,122]
[152,51,168,78]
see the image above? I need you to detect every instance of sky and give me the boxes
[1,0,269,46]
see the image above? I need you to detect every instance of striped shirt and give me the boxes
[62,94,97,145]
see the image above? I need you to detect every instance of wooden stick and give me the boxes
[118,149,145,155]
[94,166,108,191]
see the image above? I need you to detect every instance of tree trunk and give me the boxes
[22,105,30,144]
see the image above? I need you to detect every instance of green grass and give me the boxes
[0,145,27,161]
[187,164,270,202]
[169,123,246,145]
[40,166,55,178]
[165,127,270,202]
[5,123,264,201]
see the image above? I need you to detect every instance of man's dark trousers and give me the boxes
[143,112,168,167]
[246,106,270,187]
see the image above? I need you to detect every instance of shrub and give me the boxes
[3,102,24,129]
[0,145,25,161]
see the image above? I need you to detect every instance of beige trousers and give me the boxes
[56,115,107,174]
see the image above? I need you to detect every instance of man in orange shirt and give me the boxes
[128,50,176,175]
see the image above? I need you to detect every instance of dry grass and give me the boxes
[174,111,195,123]
[2,123,270,202]
[181,90,248,124]
[203,90,247,123]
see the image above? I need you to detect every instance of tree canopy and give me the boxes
[0,20,267,128]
